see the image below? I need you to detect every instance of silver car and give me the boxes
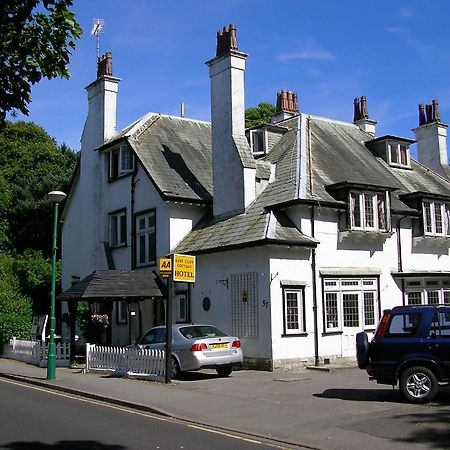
[135,324,243,378]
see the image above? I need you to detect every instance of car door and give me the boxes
[427,310,450,378]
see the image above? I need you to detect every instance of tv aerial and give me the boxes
[91,18,104,61]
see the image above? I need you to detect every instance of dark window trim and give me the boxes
[322,331,343,336]
[282,285,306,335]
[116,300,128,325]
[321,274,381,333]
[133,207,156,269]
[108,207,127,248]
[281,332,308,338]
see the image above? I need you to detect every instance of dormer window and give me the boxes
[365,135,414,169]
[249,129,267,156]
[423,200,450,237]
[349,191,390,231]
[388,142,409,167]
[109,144,134,179]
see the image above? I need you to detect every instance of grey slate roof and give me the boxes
[102,110,450,256]
[262,115,450,211]
[103,114,213,203]
[57,270,163,301]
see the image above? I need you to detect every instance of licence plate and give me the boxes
[210,343,229,350]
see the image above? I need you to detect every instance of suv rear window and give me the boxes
[386,313,422,337]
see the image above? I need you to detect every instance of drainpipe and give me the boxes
[311,205,319,366]
[130,164,139,269]
[396,216,407,305]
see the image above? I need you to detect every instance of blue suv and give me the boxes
[356,305,450,403]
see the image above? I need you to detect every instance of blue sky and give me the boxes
[12,1,450,155]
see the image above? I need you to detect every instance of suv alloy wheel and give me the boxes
[399,366,438,404]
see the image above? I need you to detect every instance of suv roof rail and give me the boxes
[392,304,450,309]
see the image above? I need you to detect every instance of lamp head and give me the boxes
[47,191,67,203]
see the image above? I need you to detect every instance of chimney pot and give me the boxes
[432,99,441,123]
[360,96,369,119]
[425,104,433,124]
[353,97,361,122]
[418,104,426,126]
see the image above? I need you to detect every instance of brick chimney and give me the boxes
[353,96,377,136]
[413,99,449,176]
[271,90,299,123]
[206,24,256,218]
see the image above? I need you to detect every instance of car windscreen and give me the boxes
[179,325,227,339]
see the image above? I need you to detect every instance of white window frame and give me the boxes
[283,288,306,334]
[406,279,450,304]
[422,200,450,237]
[323,277,379,332]
[349,191,389,231]
[109,210,127,247]
[109,144,134,179]
[387,142,410,168]
[135,210,156,267]
[249,129,267,156]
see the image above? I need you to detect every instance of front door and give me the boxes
[342,292,361,356]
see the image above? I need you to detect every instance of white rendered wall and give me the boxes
[189,248,272,363]
[208,52,250,217]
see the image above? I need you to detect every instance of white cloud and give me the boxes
[278,40,335,61]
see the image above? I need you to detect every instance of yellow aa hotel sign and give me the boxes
[173,254,196,283]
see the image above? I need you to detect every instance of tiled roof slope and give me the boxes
[263,115,450,210]
[117,114,213,203]
[174,196,317,254]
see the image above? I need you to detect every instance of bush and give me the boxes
[0,253,33,343]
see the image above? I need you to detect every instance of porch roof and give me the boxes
[57,270,164,302]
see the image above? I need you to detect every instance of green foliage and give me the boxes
[0,0,82,123]
[0,121,78,254]
[14,250,55,314]
[245,102,277,128]
[0,253,33,343]
[0,121,77,336]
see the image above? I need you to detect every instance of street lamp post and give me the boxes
[47,190,66,380]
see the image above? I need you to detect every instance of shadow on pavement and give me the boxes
[2,441,125,450]
[314,387,402,402]
[393,409,450,448]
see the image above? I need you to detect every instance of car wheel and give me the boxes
[356,332,369,369]
[170,356,181,380]
[400,366,438,404]
[216,366,233,377]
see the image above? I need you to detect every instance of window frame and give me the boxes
[322,277,379,333]
[349,191,390,232]
[108,144,134,180]
[134,209,156,268]
[249,129,267,156]
[116,300,128,324]
[109,208,127,248]
[422,200,450,237]
[282,286,306,336]
[405,278,450,305]
[387,141,410,168]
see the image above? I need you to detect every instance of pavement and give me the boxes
[0,357,447,450]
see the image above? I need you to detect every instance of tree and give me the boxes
[245,102,277,128]
[0,121,78,254]
[0,0,82,124]
[0,121,77,337]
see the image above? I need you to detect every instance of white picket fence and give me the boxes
[1,338,70,367]
[85,344,166,381]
